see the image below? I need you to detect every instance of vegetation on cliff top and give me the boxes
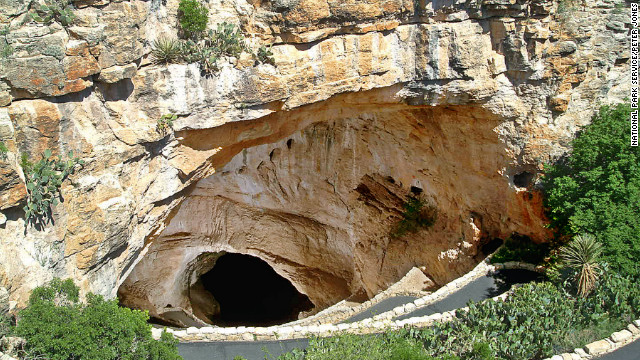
[178,0,209,39]
[153,0,275,73]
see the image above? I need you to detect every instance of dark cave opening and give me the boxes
[513,171,534,188]
[200,253,314,326]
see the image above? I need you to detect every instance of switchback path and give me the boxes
[340,295,417,323]
[178,269,542,360]
[395,268,542,321]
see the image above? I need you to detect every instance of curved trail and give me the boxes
[178,269,542,360]
[340,295,417,323]
[178,339,310,360]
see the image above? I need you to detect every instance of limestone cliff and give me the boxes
[0,0,630,326]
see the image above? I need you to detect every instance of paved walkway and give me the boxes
[178,339,309,360]
[595,338,640,360]
[341,295,417,323]
[396,268,542,320]
[178,269,543,360]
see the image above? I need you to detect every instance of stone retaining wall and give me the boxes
[544,320,640,360]
[285,267,431,327]
[0,353,16,360]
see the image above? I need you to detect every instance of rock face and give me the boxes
[0,0,630,323]
[119,103,553,325]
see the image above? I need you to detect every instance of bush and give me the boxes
[0,26,12,59]
[390,196,437,238]
[490,235,550,264]
[207,22,246,58]
[543,103,640,276]
[0,312,11,341]
[178,0,208,39]
[0,140,7,160]
[157,113,176,134]
[418,282,575,359]
[255,45,275,65]
[21,150,83,229]
[274,333,458,360]
[174,22,247,74]
[15,278,182,360]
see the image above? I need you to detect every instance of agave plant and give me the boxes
[150,37,182,64]
[559,233,602,297]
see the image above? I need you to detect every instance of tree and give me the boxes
[544,103,640,276]
[15,278,182,360]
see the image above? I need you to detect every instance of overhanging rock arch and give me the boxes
[118,91,550,327]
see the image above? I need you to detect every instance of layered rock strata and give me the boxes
[0,0,630,323]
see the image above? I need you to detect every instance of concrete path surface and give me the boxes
[396,268,542,320]
[341,295,417,323]
[178,339,309,360]
[177,269,547,360]
[595,338,640,360]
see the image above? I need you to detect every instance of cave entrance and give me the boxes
[199,253,314,326]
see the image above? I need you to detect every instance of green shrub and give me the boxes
[206,22,247,58]
[390,196,437,238]
[490,235,550,264]
[186,40,220,74]
[0,140,7,160]
[174,22,247,74]
[418,282,575,359]
[21,149,83,228]
[255,45,275,65]
[151,37,182,64]
[275,333,457,360]
[31,0,76,26]
[157,113,176,134]
[15,278,182,360]
[0,312,11,341]
[178,0,208,39]
[543,103,640,276]
[0,26,12,59]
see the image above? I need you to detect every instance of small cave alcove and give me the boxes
[513,171,534,188]
[198,253,314,327]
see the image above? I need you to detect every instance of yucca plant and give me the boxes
[150,37,182,64]
[559,233,602,297]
